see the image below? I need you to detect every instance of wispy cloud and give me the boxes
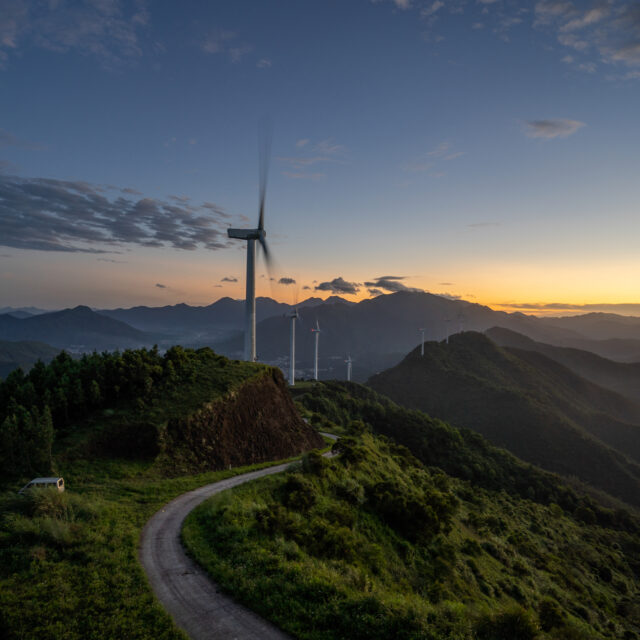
[257,58,272,68]
[523,118,585,139]
[0,174,239,253]
[534,1,640,73]
[279,137,347,179]
[0,0,150,69]
[278,277,296,285]
[497,301,640,316]
[221,276,237,282]
[403,141,465,175]
[202,28,253,63]
[282,171,325,181]
[155,283,167,289]
[0,129,43,150]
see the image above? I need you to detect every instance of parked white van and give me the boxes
[19,477,65,494]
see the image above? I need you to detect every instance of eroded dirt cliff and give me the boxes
[160,367,323,473]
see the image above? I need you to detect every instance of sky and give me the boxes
[1,0,640,315]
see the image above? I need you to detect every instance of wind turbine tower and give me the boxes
[288,308,299,386]
[311,320,322,380]
[226,135,272,362]
[419,327,426,356]
[444,316,451,344]
[345,355,353,382]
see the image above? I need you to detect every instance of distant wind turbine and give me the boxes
[227,130,272,362]
[288,308,299,386]
[444,316,452,344]
[311,319,322,380]
[345,354,353,382]
[419,327,426,356]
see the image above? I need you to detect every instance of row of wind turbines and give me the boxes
[226,134,353,384]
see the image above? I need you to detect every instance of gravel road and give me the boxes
[140,436,337,640]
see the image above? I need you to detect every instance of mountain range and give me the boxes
[3,292,640,380]
[0,306,152,352]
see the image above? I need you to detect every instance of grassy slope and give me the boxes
[0,454,316,640]
[183,433,640,640]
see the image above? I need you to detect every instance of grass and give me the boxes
[0,446,327,640]
[183,433,640,640]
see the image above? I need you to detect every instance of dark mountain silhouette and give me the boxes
[0,340,60,378]
[368,331,640,506]
[0,306,154,351]
[98,295,354,340]
[487,327,640,403]
[540,312,640,341]
[214,291,624,379]
[0,306,49,317]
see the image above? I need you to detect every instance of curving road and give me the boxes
[140,437,337,640]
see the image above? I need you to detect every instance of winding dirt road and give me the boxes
[140,436,337,640]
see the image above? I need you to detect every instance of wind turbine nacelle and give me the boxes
[227,228,264,240]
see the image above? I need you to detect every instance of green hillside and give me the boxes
[184,431,640,639]
[368,332,640,507]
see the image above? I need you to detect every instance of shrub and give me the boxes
[538,598,564,631]
[475,607,539,640]
[281,475,317,511]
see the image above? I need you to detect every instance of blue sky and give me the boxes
[1,0,640,313]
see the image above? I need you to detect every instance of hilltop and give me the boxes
[0,346,322,481]
[368,332,640,507]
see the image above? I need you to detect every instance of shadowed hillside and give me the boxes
[368,332,640,506]
[487,326,640,403]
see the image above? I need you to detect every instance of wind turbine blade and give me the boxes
[258,235,271,265]
[258,121,272,231]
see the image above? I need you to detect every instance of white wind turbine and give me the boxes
[419,327,426,356]
[345,354,353,382]
[226,133,272,362]
[444,316,452,344]
[288,307,299,385]
[311,319,322,380]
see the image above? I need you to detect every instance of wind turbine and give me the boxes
[419,327,426,356]
[444,316,452,344]
[227,133,272,362]
[345,354,353,382]
[288,308,299,385]
[311,319,321,380]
